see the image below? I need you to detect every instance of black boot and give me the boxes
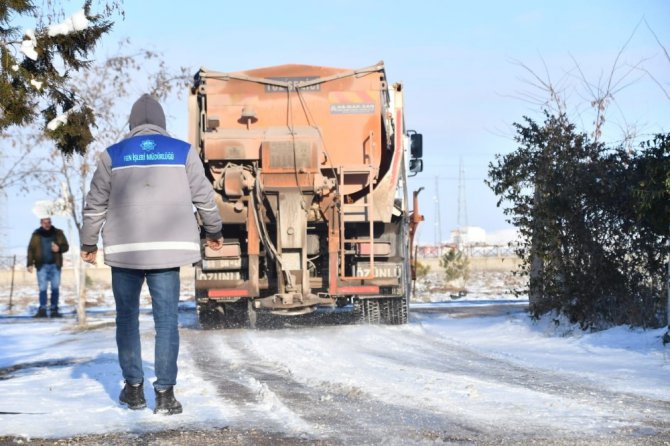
[50,307,62,318]
[33,307,47,318]
[119,381,147,410]
[154,387,182,415]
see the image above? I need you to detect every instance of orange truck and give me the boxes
[188,61,423,327]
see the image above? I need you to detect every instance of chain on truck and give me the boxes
[188,61,424,328]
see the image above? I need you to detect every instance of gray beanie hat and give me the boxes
[128,94,166,130]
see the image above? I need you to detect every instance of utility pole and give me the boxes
[456,158,468,248]
[434,176,442,249]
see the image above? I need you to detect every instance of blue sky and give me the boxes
[2,0,670,252]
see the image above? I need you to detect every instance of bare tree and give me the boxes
[509,22,650,144]
[509,54,572,117]
[0,130,47,193]
[570,22,649,142]
[640,19,670,101]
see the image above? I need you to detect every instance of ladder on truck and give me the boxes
[337,165,377,280]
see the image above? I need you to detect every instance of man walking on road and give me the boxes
[80,94,223,415]
[27,217,69,318]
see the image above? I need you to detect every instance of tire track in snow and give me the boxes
[181,327,481,445]
[383,321,670,435]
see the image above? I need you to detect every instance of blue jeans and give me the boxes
[36,263,60,310]
[111,266,181,391]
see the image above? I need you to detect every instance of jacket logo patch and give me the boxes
[140,139,157,151]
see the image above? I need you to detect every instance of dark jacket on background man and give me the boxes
[27,226,69,269]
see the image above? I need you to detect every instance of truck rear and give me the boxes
[188,61,423,327]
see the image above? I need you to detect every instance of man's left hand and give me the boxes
[51,242,59,253]
[206,237,224,251]
[81,251,97,265]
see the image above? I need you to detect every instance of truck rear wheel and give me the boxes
[381,296,408,325]
[197,302,224,329]
[354,298,381,324]
[197,300,252,329]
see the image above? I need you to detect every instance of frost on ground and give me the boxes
[0,277,196,318]
[413,265,527,302]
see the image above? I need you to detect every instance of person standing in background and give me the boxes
[27,217,69,318]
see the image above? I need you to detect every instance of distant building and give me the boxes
[451,226,486,248]
[416,242,457,258]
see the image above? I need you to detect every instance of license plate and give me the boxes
[197,271,241,281]
[354,263,402,279]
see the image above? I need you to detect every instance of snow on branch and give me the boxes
[47,10,90,37]
[20,29,38,61]
[47,109,75,131]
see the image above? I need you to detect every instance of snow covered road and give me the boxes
[179,305,670,445]
[0,301,669,445]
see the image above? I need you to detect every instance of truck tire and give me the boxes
[354,298,381,324]
[381,296,408,325]
[197,302,224,329]
[198,300,253,329]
